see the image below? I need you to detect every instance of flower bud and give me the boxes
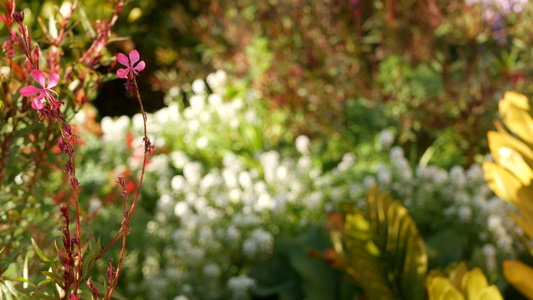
[13,11,24,23]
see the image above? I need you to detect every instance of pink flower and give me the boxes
[116,50,145,80]
[20,69,59,110]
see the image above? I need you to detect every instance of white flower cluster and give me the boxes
[328,145,518,274]
[89,70,519,298]
[141,141,329,298]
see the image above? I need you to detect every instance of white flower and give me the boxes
[466,164,483,181]
[482,244,497,271]
[260,151,280,183]
[238,171,253,190]
[208,93,223,107]
[337,153,356,171]
[307,191,323,209]
[194,197,208,212]
[242,228,274,258]
[206,70,227,91]
[295,135,310,155]
[74,110,87,125]
[432,169,448,185]
[203,263,221,278]
[183,162,202,186]
[229,188,242,203]
[196,136,209,149]
[488,215,502,231]
[89,197,102,213]
[379,129,394,149]
[245,109,260,125]
[276,165,288,182]
[227,275,256,299]
[14,173,23,185]
[254,193,274,211]
[148,154,169,175]
[390,146,404,160]
[229,118,239,129]
[253,182,268,195]
[190,247,205,262]
[298,156,311,171]
[226,225,241,242]
[458,206,472,221]
[187,119,200,132]
[199,111,211,123]
[363,176,376,189]
[174,201,189,217]
[132,113,144,134]
[192,79,206,95]
[376,162,391,184]
[223,169,239,188]
[157,194,173,212]
[171,175,186,191]
[450,165,466,187]
[201,172,221,191]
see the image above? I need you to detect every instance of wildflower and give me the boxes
[116,49,145,81]
[20,69,59,110]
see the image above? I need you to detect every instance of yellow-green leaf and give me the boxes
[461,268,488,300]
[427,276,464,300]
[448,262,468,290]
[474,286,504,300]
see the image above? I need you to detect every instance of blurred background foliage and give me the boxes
[4,0,533,299]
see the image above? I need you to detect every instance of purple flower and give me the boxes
[116,49,145,80]
[20,69,59,110]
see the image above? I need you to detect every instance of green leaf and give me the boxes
[41,271,64,283]
[31,238,51,263]
[1,244,24,275]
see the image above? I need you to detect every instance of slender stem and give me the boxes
[106,77,149,299]
[72,187,82,294]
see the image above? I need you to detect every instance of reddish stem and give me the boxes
[105,77,149,299]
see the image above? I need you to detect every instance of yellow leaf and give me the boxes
[482,162,522,204]
[508,211,533,242]
[502,91,530,110]
[514,187,533,223]
[473,286,504,300]
[499,92,533,145]
[461,268,488,300]
[448,262,468,290]
[503,260,533,299]
[488,130,533,185]
[427,276,465,300]
[494,121,533,163]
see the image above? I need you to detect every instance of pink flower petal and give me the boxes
[20,85,42,97]
[129,50,140,65]
[32,70,46,88]
[116,68,129,79]
[31,94,46,110]
[133,61,146,72]
[117,53,129,66]
[48,73,60,89]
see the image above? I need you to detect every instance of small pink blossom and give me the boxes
[20,69,59,110]
[116,50,145,80]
